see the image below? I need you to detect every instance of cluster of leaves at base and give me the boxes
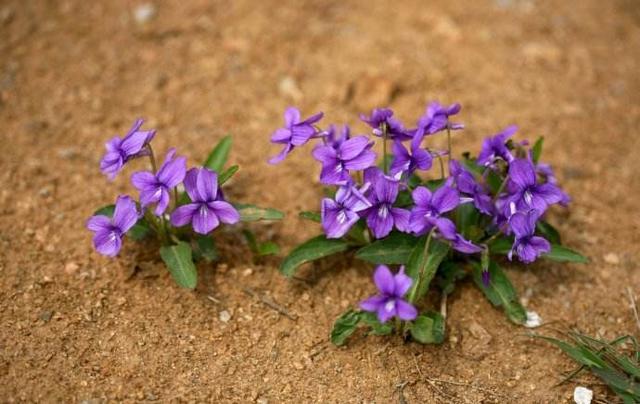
[535,331,640,403]
[280,134,587,345]
[95,136,283,289]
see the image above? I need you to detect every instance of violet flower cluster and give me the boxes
[270,102,581,340]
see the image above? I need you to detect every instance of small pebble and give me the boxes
[573,386,593,404]
[39,310,54,322]
[603,253,620,265]
[133,3,156,24]
[524,311,542,328]
[65,262,79,274]
[219,310,231,323]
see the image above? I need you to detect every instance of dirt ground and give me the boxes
[1,0,639,402]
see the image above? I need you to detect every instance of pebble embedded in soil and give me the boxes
[133,3,156,24]
[573,386,593,404]
[603,253,620,265]
[524,311,542,328]
[219,310,231,323]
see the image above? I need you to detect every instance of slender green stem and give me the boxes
[407,228,436,304]
[382,123,389,174]
[436,153,445,180]
[446,125,452,165]
[146,144,171,244]
[493,174,509,202]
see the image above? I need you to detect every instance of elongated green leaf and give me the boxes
[437,261,467,295]
[299,211,321,223]
[355,232,416,265]
[536,220,561,245]
[330,310,361,346]
[93,205,151,241]
[203,135,232,172]
[193,235,218,262]
[218,164,239,185]
[159,241,198,289]
[472,260,526,324]
[360,312,393,336]
[532,137,544,163]
[406,237,450,301]
[455,203,481,240]
[543,245,588,263]
[235,204,284,222]
[410,312,445,344]
[280,235,350,277]
[488,236,512,255]
[243,229,280,257]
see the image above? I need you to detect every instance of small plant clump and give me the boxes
[268,103,587,345]
[87,119,283,288]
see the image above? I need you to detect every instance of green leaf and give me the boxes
[218,164,239,185]
[410,312,445,344]
[235,204,284,222]
[437,261,467,295]
[394,190,413,207]
[330,309,361,346]
[193,235,218,262]
[280,235,350,277]
[299,211,321,223]
[532,136,544,163]
[455,203,481,240]
[536,220,561,245]
[406,237,450,301]
[360,312,394,336]
[355,232,417,265]
[488,236,513,255]
[243,229,280,257]
[472,260,526,324]
[543,245,588,263]
[93,204,151,241]
[159,241,198,289]
[203,135,232,172]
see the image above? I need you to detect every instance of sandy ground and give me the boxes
[0,0,639,402]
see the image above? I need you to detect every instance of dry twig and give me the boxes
[242,287,298,321]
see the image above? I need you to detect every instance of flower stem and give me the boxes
[446,125,452,165]
[436,153,445,180]
[493,174,509,202]
[146,144,171,244]
[407,228,435,304]
[382,123,389,174]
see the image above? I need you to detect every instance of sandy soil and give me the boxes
[1,0,639,402]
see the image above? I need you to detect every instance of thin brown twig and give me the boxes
[425,377,512,400]
[242,287,298,321]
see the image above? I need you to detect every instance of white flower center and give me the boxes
[524,190,533,205]
[199,205,208,217]
[336,210,347,224]
[378,205,389,218]
[384,300,396,313]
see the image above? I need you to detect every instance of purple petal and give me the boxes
[157,149,187,187]
[100,151,124,180]
[509,210,534,239]
[373,265,395,295]
[113,195,139,232]
[268,144,293,165]
[412,147,433,171]
[435,217,457,240]
[170,203,199,227]
[344,149,376,171]
[339,136,370,160]
[139,187,162,209]
[312,145,337,165]
[93,229,122,257]
[432,185,460,214]
[409,207,431,235]
[411,186,432,208]
[290,124,316,146]
[376,300,396,323]
[131,171,157,192]
[395,299,418,321]
[359,295,386,312]
[393,267,413,297]
[509,159,536,189]
[154,189,170,216]
[322,204,358,239]
[192,205,220,234]
[319,163,348,185]
[390,207,410,233]
[270,128,292,143]
[534,183,564,205]
[209,200,240,224]
[87,215,112,233]
[529,236,551,255]
[120,129,153,157]
[183,168,200,202]
[374,176,398,204]
[451,235,483,254]
[283,107,301,127]
[300,111,324,125]
[366,205,394,239]
[196,168,218,202]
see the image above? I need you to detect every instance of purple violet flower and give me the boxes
[321,182,371,238]
[409,183,460,238]
[131,148,187,216]
[360,108,411,141]
[269,107,323,164]
[389,134,433,177]
[508,209,550,264]
[170,167,240,234]
[413,101,464,138]
[536,162,571,206]
[361,169,410,239]
[324,124,350,150]
[499,158,565,218]
[476,125,517,167]
[86,195,140,257]
[449,160,494,216]
[359,265,418,323]
[312,135,376,185]
[100,119,156,180]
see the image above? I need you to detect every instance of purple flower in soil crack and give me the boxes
[170,167,240,234]
[269,107,323,164]
[413,101,464,138]
[362,170,410,239]
[449,160,494,216]
[321,183,371,238]
[360,108,412,141]
[360,265,418,323]
[389,134,433,177]
[100,119,156,180]
[508,209,550,263]
[410,182,482,254]
[312,135,376,185]
[87,195,140,257]
[131,148,187,216]
[477,125,517,167]
[499,158,564,218]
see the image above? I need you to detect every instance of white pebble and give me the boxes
[219,310,231,323]
[573,386,593,404]
[133,3,156,24]
[524,310,542,328]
